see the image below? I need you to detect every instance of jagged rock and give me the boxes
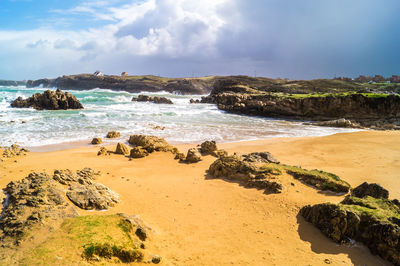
[66,183,120,210]
[132,95,173,104]
[2,144,29,158]
[185,148,202,163]
[97,147,111,156]
[214,149,228,158]
[209,154,257,181]
[106,131,121,138]
[300,188,400,266]
[130,147,149,158]
[53,169,77,185]
[174,152,186,161]
[115,143,130,155]
[91,137,102,144]
[243,152,280,164]
[199,141,218,156]
[0,172,78,245]
[128,135,174,153]
[351,182,389,199]
[10,89,83,110]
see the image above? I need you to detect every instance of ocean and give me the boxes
[0,86,359,150]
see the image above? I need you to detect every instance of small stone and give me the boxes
[151,255,161,264]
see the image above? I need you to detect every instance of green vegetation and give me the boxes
[19,215,146,265]
[340,196,400,224]
[283,165,350,193]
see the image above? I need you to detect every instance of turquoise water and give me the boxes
[0,86,359,149]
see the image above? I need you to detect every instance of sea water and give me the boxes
[0,86,360,150]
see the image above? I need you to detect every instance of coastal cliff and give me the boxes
[200,80,400,129]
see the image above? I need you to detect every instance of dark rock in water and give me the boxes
[351,182,389,199]
[91,137,102,145]
[132,95,173,104]
[185,148,202,163]
[300,185,400,266]
[106,131,121,138]
[115,143,130,155]
[66,183,120,210]
[243,152,280,164]
[10,89,83,110]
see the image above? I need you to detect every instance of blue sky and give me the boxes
[0,0,400,80]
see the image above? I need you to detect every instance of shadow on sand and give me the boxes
[296,214,391,266]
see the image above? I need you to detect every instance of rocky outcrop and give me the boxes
[91,137,102,144]
[130,147,149,158]
[300,184,400,265]
[243,152,280,164]
[199,141,218,156]
[106,131,120,138]
[132,95,173,104]
[200,80,400,129]
[67,183,120,210]
[208,154,283,193]
[1,144,29,158]
[27,74,213,95]
[0,80,26,86]
[97,147,111,156]
[128,135,175,153]
[10,89,83,110]
[351,182,389,199]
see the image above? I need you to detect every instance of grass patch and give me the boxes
[283,165,350,193]
[340,196,400,223]
[19,215,145,265]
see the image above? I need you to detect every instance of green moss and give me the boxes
[340,196,400,223]
[83,243,143,262]
[284,165,350,193]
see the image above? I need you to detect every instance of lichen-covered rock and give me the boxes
[91,137,102,144]
[243,152,280,164]
[351,182,389,199]
[128,135,174,153]
[10,89,83,110]
[208,154,257,181]
[132,95,173,104]
[300,187,400,266]
[66,183,120,210]
[130,147,149,158]
[115,143,130,155]
[0,173,78,246]
[106,131,121,138]
[185,148,202,163]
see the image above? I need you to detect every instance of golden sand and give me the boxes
[1,130,398,265]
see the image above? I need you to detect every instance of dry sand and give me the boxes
[1,130,399,265]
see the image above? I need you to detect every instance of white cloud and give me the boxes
[0,0,234,79]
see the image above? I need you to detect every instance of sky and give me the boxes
[0,0,400,80]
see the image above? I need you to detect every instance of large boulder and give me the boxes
[106,131,121,138]
[91,138,102,144]
[351,182,389,199]
[10,89,83,110]
[199,141,218,155]
[132,95,173,104]
[128,135,173,153]
[130,147,148,158]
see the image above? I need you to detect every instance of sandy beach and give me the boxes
[0,130,398,265]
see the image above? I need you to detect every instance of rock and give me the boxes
[208,154,257,181]
[0,172,78,246]
[106,131,120,138]
[199,141,218,156]
[185,148,202,163]
[115,143,130,155]
[128,135,174,153]
[214,149,228,158]
[10,89,83,110]
[130,147,149,158]
[2,144,29,158]
[132,95,173,104]
[97,147,111,156]
[243,152,280,164]
[174,152,186,161]
[91,137,102,144]
[351,182,389,199]
[66,183,120,210]
[246,179,283,193]
[53,169,78,185]
[151,255,161,264]
[135,227,147,241]
[314,118,356,128]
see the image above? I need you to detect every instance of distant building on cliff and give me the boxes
[93,71,104,77]
[121,72,129,77]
